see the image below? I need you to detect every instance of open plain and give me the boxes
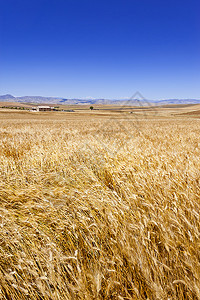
[0,105,200,299]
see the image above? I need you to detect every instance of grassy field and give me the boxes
[0,107,200,299]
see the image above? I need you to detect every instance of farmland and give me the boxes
[0,105,200,299]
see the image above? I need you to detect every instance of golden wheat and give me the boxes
[0,113,200,299]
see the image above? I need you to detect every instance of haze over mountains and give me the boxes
[0,94,200,106]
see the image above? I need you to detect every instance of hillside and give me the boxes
[0,94,200,106]
[0,102,34,108]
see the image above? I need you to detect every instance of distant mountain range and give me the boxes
[0,94,200,106]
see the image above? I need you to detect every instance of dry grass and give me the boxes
[179,110,200,117]
[0,111,200,299]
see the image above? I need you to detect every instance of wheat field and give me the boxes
[0,110,200,299]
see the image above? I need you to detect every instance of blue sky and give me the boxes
[0,0,199,99]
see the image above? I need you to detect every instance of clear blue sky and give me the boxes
[0,0,199,99]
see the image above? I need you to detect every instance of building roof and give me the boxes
[37,106,51,108]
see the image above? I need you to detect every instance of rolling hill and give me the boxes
[0,94,200,106]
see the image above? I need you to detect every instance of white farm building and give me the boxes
[31,106,54,112]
